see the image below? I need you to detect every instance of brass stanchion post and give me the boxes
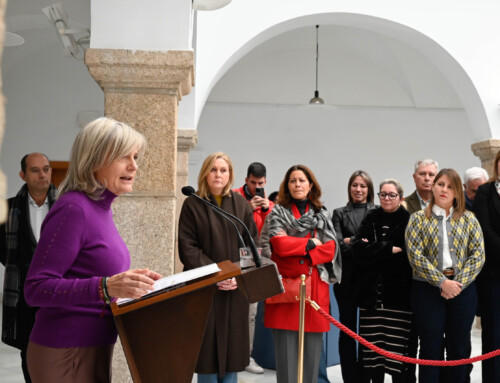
[297,274,306,383]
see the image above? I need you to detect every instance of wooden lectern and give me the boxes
[111,261,241,383]
[111,259,282,383]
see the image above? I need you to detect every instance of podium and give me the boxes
[111,259,283,383]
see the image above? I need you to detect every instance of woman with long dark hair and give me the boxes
[264,164,340,383]
[332,170,376,383]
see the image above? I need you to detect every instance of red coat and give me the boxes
[234,186,275,234]
[264,204,335,333]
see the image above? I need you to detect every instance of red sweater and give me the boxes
[234,185,274,234]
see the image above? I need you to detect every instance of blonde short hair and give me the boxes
[58,117,146,200]
[197,152,234,199]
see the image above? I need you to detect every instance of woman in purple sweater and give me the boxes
[24,117,161,383]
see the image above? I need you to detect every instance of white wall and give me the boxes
[190,103,478,210]
[1,29,104,197]
[195,1,500,139]
[91,0,193,51]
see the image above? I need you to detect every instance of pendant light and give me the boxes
[309,25,324,105]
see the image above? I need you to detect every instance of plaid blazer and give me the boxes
[405,209,485,288]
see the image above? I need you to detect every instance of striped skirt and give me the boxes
[359,307,412,376]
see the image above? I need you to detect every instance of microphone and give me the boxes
[182,186,245,248]
[182,186,262,267]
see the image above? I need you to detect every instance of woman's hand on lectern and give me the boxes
[217,277,238,291]
[107,268,162,299]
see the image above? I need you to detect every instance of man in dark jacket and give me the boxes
[234,162,274,235]
[402,159,438,383]
[234,162,274,374]
[403,159,438,214]
[0,153,56,383]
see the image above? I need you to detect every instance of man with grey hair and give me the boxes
[403,159,439,214]
[463,166,488,210]
[403,159,438,383]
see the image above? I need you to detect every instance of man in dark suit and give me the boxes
[0,153,56,383]
[401,159,438,383]
[403,159,438,214]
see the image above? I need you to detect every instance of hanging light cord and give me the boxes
[309,24,324,104]
[315,25,320,94]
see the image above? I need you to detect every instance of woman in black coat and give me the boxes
[353,179,412,383]
[472,150,500,383]
[332,170,376,383]
[179,152,258,383]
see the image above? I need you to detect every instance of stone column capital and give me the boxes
[471,139,500,159]
[177,129,198,152]
[85,49,194,100]
[471,139,500,176]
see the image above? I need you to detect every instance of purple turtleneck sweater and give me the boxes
[25,189,130,348]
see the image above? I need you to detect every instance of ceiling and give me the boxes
[5,0,90,31]
[4,0,90,63]
[4,2,463,110]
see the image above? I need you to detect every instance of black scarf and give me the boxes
[2,183,56,347]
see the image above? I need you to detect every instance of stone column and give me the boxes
[0,0,7,223]
[471,139,500,176]
[85,48,194,382]
[174,129,198,273]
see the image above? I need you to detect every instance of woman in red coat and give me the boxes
[264,164,340,383]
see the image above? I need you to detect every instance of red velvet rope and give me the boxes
[312,302,500,366]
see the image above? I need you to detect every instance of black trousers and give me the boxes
[21,346,32,383]
[412,280,476,383]
[334,283,360,383]
[478,278,500,383]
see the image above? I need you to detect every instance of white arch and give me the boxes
[195,12,490,140]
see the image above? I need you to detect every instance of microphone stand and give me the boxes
[182,187,262,268]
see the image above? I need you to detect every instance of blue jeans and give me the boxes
[197,372,237,383]
[412,280,476,383]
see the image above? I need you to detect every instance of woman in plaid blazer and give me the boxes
[405,168,485,383]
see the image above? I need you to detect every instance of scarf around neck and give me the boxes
[268,203,342,283]
[2,183,56,345]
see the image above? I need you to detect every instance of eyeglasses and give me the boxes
[378,192,399,200]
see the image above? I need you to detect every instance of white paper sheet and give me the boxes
[117,263,221,306]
